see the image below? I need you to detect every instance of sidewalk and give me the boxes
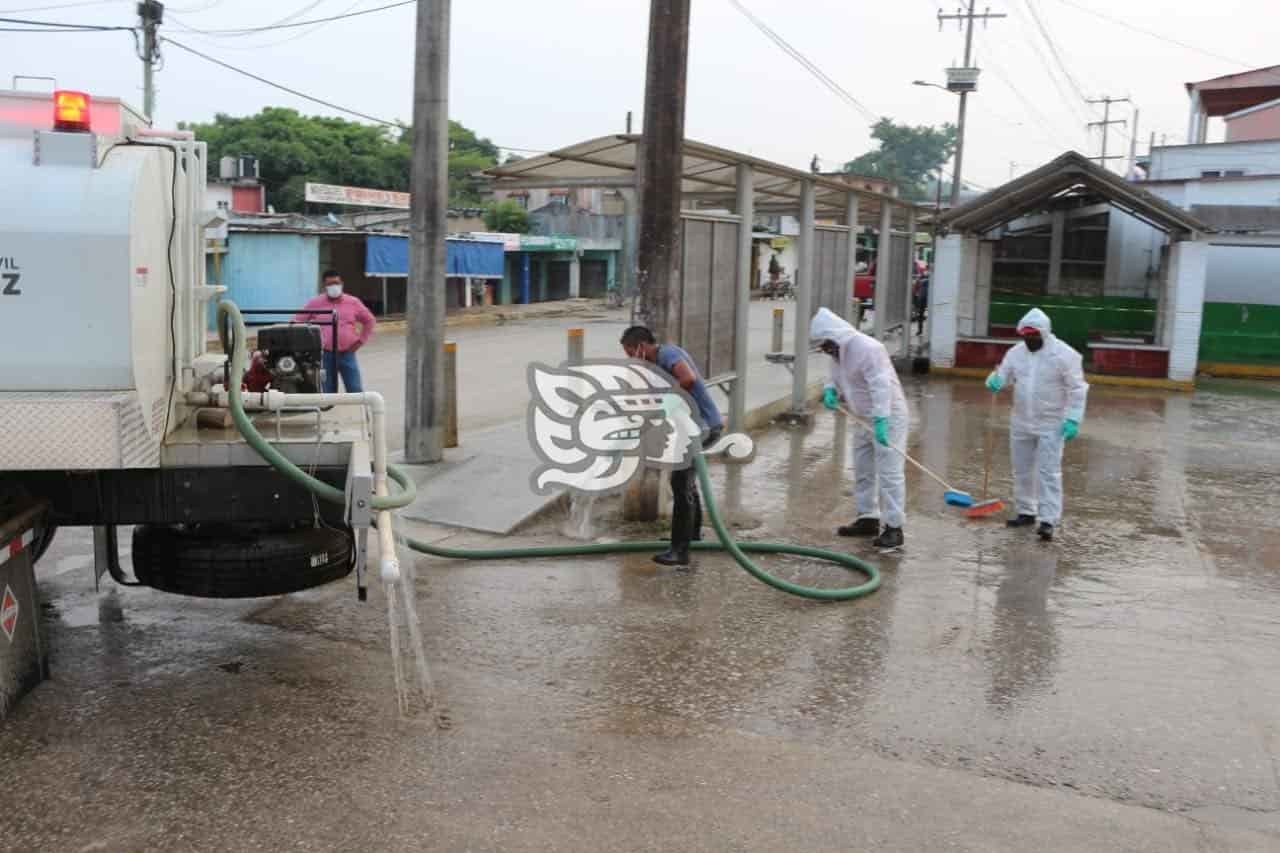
[391,300,829,534]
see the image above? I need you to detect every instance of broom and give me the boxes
[965,393,1006,518]
[839,404,976,508]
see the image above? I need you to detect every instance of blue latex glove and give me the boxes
[985,372,1004,393]
[822,386,839,411]
[874,416,890,447]
[1061,418,1080,441]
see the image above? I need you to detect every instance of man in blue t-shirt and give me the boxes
[621,325,723,567]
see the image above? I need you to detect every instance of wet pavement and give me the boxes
[4,376,1280,851]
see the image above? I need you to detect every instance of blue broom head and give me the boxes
[944,490,974,507]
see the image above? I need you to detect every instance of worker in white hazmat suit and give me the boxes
[810,307,910,550]
[985,308,1089,541]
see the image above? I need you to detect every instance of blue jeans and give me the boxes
[322,350,363,393]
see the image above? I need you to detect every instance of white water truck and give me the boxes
[0,86,878,715]
[0,87,397,617]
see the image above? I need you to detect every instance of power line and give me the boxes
[172,0,411,36]
[160,36,540,156]
[1002,4,1090,125]
[728,0,878,123]
[1053,0,1259,71]
[168,0,378,50]
[976,39,1080,148]
[0,13,129,28]
[0,0,117,10]
[162,36,405,126]
[0,23,125,30]
[1020,0,1091,104]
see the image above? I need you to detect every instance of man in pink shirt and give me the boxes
[295,269,376,393]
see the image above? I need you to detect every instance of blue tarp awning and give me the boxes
[365,234,504,279]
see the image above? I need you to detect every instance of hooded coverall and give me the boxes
[810,307,910,529]
[990,308,1089,525]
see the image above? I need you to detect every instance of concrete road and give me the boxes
[4,372,1280,850]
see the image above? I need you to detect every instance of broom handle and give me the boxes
[839,405,959,494]
[982,393,995,501]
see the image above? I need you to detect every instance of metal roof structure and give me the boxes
[1186,65,1280,116]
[485,134,920,224]
[939,151,1211,238]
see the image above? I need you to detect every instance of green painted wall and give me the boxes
[1199,302,1280,365]
[988,292,1156,354]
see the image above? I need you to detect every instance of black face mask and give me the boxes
[820,340,840,359]
[1024,335,1044,352]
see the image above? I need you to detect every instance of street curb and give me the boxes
[930,364,1196,392]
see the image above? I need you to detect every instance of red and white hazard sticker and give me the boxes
[0,529,33,569]
[1,585,18,643]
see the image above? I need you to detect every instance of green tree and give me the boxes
[843,118,958,201]
[181,109,500,211]
[482,199,530,233]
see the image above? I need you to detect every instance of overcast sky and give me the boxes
[5,0,1277,188]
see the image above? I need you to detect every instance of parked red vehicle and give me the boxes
[853,259,927,301]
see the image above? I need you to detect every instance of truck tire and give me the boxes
[131,523,354,598]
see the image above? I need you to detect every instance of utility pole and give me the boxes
[624,0,691,522]
[1126,108,1140,177]
[1086,96,1131,171]
[634,0,691,341]
[404,0,451,463]
[937,2,1006,206]
[137,1,164,120]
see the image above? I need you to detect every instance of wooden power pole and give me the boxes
[404,0,451,463]
[624,0,692,521]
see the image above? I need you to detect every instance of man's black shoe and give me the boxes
[873,526,904,550]
[837,518,881,537]
[1006,514,1036,528]
[1037,522,1054,542]
[653,548,690,567]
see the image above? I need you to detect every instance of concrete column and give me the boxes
[790,179,816,414]
[605,251,617,295]
[538,259,548,302]
[621,189,637,308]
[463,276,473,308]
[975,240,994,335]
[929,234,964,368]
[873,203,893,340]
[730,163,753,431]
[956,235,979,336]
[568,253,581,298]
[1166,240,1208,381]
[1047,210,1065,294]
[1186,91,1202,145]
[519,253,531,304]
[901,207,918,358]
[844,192,859,322]
[500,257,513,305]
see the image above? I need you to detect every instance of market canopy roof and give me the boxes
[485,134,920,224]
[939,151,1211,238]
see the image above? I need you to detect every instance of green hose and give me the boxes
[216,301,880,602]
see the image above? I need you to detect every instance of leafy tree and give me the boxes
[482,199,530,233]
[181,108,500,211]
[843,118,958,201]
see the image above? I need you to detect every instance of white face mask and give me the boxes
[324,283,343,299]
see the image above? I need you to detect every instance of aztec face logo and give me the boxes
[526,359,753,495]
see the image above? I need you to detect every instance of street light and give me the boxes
[913,78,968,207]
